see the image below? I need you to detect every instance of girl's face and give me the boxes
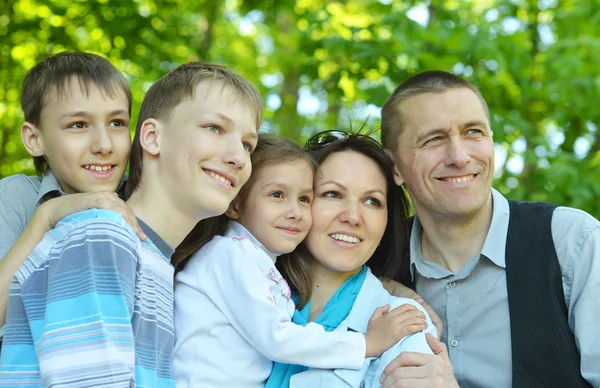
[233,159,314,255]
[304,151,388,275]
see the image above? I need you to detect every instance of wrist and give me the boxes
[30,204,54,234]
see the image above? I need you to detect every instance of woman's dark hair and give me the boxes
[172,133,314,272]
[277,130,412,308]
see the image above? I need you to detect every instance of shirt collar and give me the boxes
[138,218,175,259]
[409,188,510,280]
[35,170,65,208]
[226,221,279,262]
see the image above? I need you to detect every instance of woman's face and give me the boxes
[304,150,388,274]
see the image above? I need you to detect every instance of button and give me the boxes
[448,281,456,288]
[450,339,459,347]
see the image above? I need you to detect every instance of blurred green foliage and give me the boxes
[1,0,598,217]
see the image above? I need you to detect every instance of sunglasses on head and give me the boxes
[304,130,350,151]
[304,130,381,151]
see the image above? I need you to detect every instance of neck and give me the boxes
[416,193,494,274]
[126,182,198,249]
[308,259,361,321]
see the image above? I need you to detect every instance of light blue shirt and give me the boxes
[290,268,437,388]
[0,171,64,260]
[411,188,600,387]
[0,209,175,387]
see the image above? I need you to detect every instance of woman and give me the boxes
[267,130,437,387]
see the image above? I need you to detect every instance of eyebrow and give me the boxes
[60,109,129,120]
[319,181,347,191]
[365,189,386,197]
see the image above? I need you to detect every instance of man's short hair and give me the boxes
[21,51,132,175]
[381,70,490,154]
[125,61,263,197]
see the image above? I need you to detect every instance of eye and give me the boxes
[109,119,127,127]
[67,121,87,129]
[466,128,483,136]
[322,191,341,199]
[299,195,312,204]
[204,125,220,133]
[243,142,255,152]
[424,136,443,146]
[269,191,284,199]
[364,197,382,207]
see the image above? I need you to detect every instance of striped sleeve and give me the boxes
[23,217,140,387]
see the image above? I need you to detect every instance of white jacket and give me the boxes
[173,222,366,388]
[290,269,437,388]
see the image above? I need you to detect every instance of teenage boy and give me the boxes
[0,61,263,387]
[0,52,140,337]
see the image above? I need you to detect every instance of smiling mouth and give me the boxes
[440,174,476,183]
[205,170,233,187]
[329,233,362,244]
[278,227,300,234]
[83,164,115,172]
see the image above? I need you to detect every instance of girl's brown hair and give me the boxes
[172,133,315,272]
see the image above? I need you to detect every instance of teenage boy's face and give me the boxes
[157,82,258,220]
[34,78,131,194]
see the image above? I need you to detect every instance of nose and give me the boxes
[285,200,303,221]
[445,137,471,168]
[223,136,248,170]
[90,126,113,155]
[339,200,361,226]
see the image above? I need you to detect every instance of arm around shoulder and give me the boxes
[27,217,141,386]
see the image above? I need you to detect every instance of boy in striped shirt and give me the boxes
[0,61,262,387]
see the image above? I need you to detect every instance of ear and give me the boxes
[21,122,45,157]
[393,163,405,186]
[225,198,241,220]
[139,118,161,156]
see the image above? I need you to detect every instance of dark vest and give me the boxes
[400,201,590,388]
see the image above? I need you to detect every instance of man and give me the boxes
[378,71,599,387]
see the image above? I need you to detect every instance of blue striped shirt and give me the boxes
[0,209,176,387]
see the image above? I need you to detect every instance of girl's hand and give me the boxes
[381,278,444,340]
[35,192,147,241]
[364,304,427,358]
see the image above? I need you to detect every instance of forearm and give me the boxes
[0,218,49,328]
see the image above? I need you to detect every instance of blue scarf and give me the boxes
[265,265,367,388]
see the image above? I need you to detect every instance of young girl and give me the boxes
[172,134,425,388]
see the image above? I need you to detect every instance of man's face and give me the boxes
[392,88,494,221]
[35,78,131,194]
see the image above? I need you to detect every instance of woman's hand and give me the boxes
[36,192,146,241]
[363,304,427,358]
[381,278,444,340]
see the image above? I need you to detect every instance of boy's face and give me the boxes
[233,160,314,255]
[32,78,131,194]
[156,81,258,220]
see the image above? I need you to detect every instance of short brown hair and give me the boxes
[126,61,263,197]
[381,70,489,154]
[172,133,312,272]
[21,51,132,175]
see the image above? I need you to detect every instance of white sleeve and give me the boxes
[197,238,366,370]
